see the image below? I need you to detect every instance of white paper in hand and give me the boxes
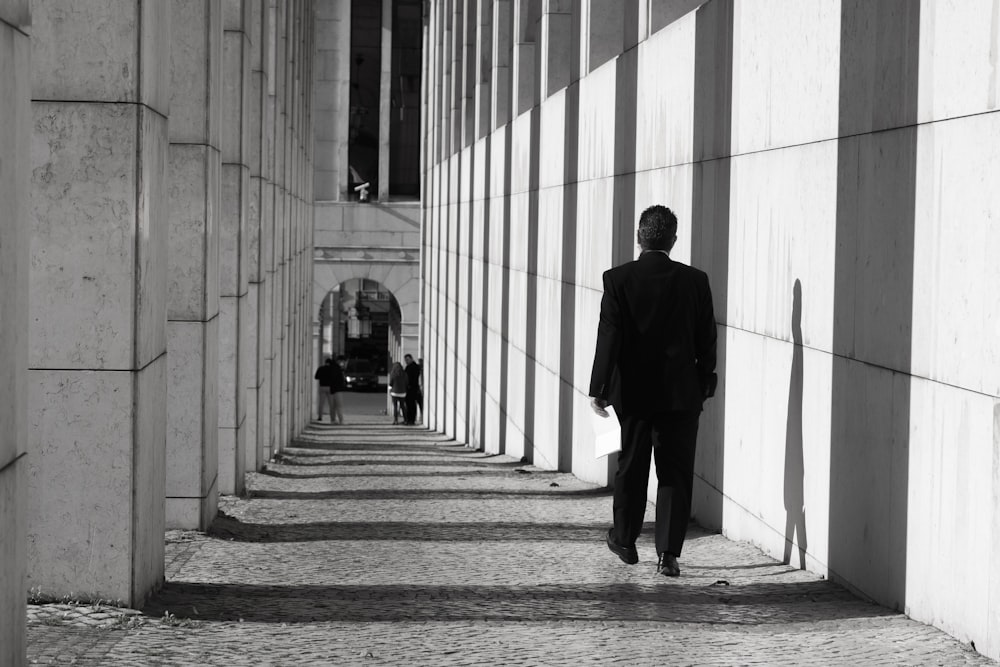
[591,405,621,458]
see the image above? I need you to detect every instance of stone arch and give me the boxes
[313,260,420,358]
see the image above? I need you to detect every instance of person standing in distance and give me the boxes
[589,205,718,577]
[403,354,422,425]
[314,358,335,421]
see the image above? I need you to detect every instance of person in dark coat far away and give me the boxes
[404,354,422,425]
[314,358,335,422]
[589,204,718,578]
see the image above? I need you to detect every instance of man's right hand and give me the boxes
[590,397,609,418]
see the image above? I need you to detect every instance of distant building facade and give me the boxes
[311,0,423,407]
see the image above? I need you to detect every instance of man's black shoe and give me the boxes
[606,528,638,565]
[657,552,680,577]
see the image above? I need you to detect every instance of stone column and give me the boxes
[378,0,392,199]
[541,0,572,97]
[257,0,277,463]
[512,0,537,115]
[27,0,169,604]
[246,0,267,471]
[312,0,351,202]
[474,0,493,138]
[219,0,252,495]
[0,4,30,662]
[492,0,513,129]
[167,0,222,529]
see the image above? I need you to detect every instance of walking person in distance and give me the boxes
[589,205,718,577]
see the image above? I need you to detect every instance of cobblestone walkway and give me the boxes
[27,420,994,665]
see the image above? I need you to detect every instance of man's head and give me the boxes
[637,205,678,252]
[325,357,333,365]
[404,354,414,365]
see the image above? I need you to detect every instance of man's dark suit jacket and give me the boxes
[589,251,718,416]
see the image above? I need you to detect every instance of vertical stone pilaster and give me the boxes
[492,0,513,129]
[541,0,572,97]
[246,0,266,472]
[378,0,393,199]
[512,0,538,115]
[312,0,350,201]
[167,0,222,530]
[1,5,30,662]
[258,0,277,463]
[219,0,252,496]
[27,0,170,604]
[474,0,493,139]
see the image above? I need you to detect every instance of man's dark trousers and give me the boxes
[613,410,700,557]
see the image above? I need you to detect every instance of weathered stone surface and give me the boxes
[167,143,221,321]
[26,370,135,601]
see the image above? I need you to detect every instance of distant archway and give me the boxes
[313,257,420,360]
[317,278,403,378]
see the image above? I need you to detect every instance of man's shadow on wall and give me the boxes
[783,278,807,569]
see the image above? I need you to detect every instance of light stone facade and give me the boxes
[420,0,1000,662]
[0,0,314,662]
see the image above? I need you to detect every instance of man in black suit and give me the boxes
[403,354,422,425]
[589,205,718,577]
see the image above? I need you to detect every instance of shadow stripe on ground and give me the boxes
[140,580,897,625]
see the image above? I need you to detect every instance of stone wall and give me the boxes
[0,0,314,627]
[420,0,1000,660]
[0,4,31,664]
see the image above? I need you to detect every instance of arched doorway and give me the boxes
[317,278,403,384]
[312,253,420,421]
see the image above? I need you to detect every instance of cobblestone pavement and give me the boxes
[27,418,995,666]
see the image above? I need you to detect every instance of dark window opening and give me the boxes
[389,0,422,198]
[349,0,382,199]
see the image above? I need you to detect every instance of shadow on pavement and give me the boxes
[142,579,898,625]
[207,515,611,543]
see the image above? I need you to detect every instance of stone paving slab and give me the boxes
[27,420,995,665]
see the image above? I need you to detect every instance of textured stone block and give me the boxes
[221,28,249,163]
[912,113,1000,396]
[30,102,140,369]
[131,354,166,603]
[27,370,135,601]
[636,13,696,171]
[730,0,840,153]
[28,1,167,111]
[217,424,246,495]
[136,108,170,368]
[31,1,138,101]
[574,177,615,291]
[906,377,995,650]
[220,163,249,296]
[170,0,222,144]
[0,24,29,467]
[168,143,221,321]
[577,63,616,180]
[0,460,26,667]
[918,0,1000,123]
[727,141,837,349]
[166,319,219,500]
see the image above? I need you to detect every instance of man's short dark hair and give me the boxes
[637,205,678,251]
